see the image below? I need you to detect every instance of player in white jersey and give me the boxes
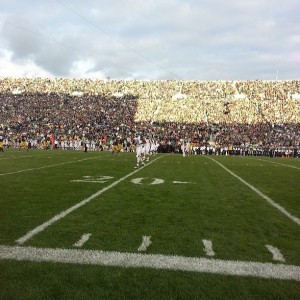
[150,139,155,155]
[186,140,191,156]
[181,140,187,157]
[144,138,151,162]
[135,142,146,168]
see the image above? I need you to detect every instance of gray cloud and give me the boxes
[0,0,299,79]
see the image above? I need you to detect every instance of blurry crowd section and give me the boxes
[0,78,299,155]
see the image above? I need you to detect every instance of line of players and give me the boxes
[134,138,160,168]
[0,133,32,153]
[110,136,160,168]
[134,138,191,168]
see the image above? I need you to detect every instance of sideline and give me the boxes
[205,156,300,226]
[0,151,64,161]
[15,156,163,244]
[0,154,110,176]
[252,157,300,170]
[0,244,299,281]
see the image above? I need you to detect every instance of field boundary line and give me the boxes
[15,156,163,245]
[0,245,299,281]
[0,151,64,161]
[252,158,300,170]
[0,154,110,176]
[205,156,300,226]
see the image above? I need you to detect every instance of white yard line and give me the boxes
[15,156,163,245]
[0,155,109,176]
[73,234,91,247]
[266,245,285,262]
[252,158,300,170]
[202,239,215,256]
[0,245,299,281]
[205,156,300,226]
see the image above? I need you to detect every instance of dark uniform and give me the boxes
[0,134,4,153]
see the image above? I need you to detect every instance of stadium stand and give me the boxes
[0,78,299,157]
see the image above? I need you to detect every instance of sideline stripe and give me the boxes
[0,245,299,281]
[0,154,49,160]
[205,156,300,226]
[253,158,300,170]
[0,155,109,176]
[15,156,163,245]
[0,151,64,161]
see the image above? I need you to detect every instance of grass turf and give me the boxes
[0,149,299,299]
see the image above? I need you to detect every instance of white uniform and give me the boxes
[181,142,186,157]
[135,144,145,168]
[186,142,190,156]
[144,139,151,161]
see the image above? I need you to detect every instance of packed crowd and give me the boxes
[0,78,299,156]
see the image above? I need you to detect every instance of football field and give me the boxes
[0,149,299,299]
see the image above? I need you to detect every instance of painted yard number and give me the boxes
[131,178,193,185]
[131,178,164,185]
[71,176,114,183]
[71,176,192,185]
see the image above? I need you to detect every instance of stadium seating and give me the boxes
[0,78,299,155]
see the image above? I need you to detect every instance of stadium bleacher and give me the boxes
[0,78,299,156]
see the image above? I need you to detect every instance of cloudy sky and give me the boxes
[0,0,299,80]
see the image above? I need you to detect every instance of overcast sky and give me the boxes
[0,0,299,80]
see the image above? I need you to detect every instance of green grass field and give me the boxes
[0,149,299,299]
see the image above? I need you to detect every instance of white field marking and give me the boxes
[253,158,300,170]
[266,245,286,262]
[131,178,164,185]
[173,181,194,184]
[138,236,152,252]
[0,245,300,281]
[202,239,215,256]
[0,154,46,160]
[15,156,163,245]
[205,156,300,226]
[71,176,114,183]
[0,155,109,176]
[73,234,91,247]
[71,180,110,183]
[0,151,65,161]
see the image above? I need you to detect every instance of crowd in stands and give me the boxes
[0,78,299,157]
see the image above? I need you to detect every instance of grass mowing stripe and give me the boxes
[1,245,300,281]
[205,156,300,226]
[15,155,164,245]
[0,155,110,176]
[252,158,300,170]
